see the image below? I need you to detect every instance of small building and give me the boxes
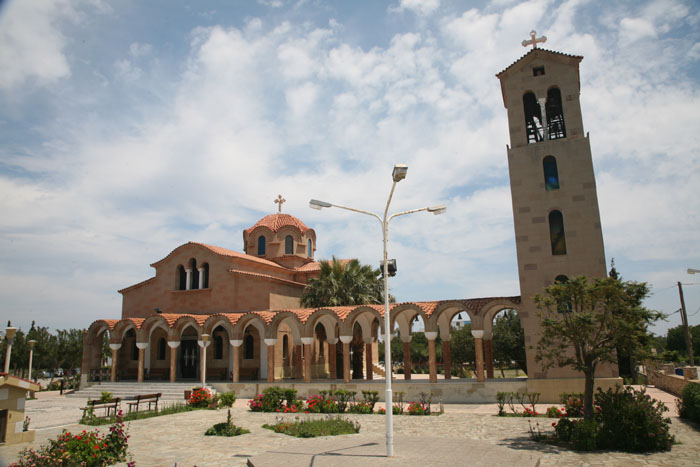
[0,373,40,445]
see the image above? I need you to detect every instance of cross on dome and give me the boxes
[274,194,286,213]
[522,30,547,49]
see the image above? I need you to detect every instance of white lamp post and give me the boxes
[4,326,17,374]
[310,163,446,457]
[28,340,37,380]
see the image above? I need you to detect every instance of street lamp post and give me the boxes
[310,163,446,457]
[4,326,17,374]
[200,334,210,386]
[28,340,37,380]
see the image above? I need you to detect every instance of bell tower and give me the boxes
[496,38,614,379]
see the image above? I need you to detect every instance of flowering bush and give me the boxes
[522,405,538,417]
[378,404,402,415]
[546,406,566,418]
[305,394,339,413]
[248,394,264,412]
[12,411,131,466]
[560,393,584,417]
[347,401,373,414]
[407,401,429,415]
[188,387,213,408]
[277,403,300,414]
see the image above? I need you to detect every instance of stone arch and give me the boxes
[480,298,522,341]
[305,309,341,343]
[432,301,477,341]
[110,319,140,343]
[341,306,384,340]
[139,315,171,341]
[267,311,303,341]
[391,303,430,339]
[170,316,202,340]
[202,315,235,337]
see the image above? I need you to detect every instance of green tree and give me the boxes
[534,276,662,420]
[492,310,527,375]
[666,324,700,360]
[56,329,84,371]
[450,324,475,367]
[301,257,393,307]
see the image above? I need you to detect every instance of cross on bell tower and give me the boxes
[274,194,286,213]
[522,30,547,49]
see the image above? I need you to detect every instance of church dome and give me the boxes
[244,213,313,235]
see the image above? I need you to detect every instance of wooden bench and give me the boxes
[127,393,161,413]
[146,368,169,380]
[82,398,121,418]
[239,368,259,381]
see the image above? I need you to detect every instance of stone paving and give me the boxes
[0,387,698,466]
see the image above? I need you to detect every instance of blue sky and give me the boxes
[1,0,699,337]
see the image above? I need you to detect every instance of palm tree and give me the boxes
[300,257,393,307]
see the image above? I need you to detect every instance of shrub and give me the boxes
[13,412,130,466]
[263,416,360,438]
[553,417,575,442]
[361,391,380,412]
[678,382,700,423]
[257,386,299,412]
[347,401,373,414]
[570,419,599,451]
[218,391,237,408]
[594,385,674,452]
[522,405,538,417]
[305,394,339,413]
[333,389,354,413]
[100,391,113,403]
[496,392,507,416]
[205,409,249,437]
[560,393,584,417]
[249,394,264,412]
[546,406,565,418]
[188,387,213,408]
[407,401,429,415]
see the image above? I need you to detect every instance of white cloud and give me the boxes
[390,0,441,16]
[129,42,153,58]
[619,17,657,43]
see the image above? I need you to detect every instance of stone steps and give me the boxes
[70,382,214,401]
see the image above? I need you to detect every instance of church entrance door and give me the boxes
[180,341,198,379]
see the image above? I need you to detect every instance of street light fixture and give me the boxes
[688,268,700,275]
[309,163,446,457]
[4,326,17,373]
[28,340,37,380]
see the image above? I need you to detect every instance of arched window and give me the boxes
[158,338,166,360]
[555,274,569,283]
[177,265,186,290]
[257,236,266,255]
[546,87,566,140]
[282,335,289,359]
[549,210,567,255]
[189,259,199,290]
[308,239,313,258]
[201,263,209,289]
[285,235,294,255]
[523,92,544,144]
[244,334,254,359]
[543,156,560,190]
[214,335,223,360]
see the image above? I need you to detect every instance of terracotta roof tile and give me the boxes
[150,242,288,270]
[244,213,314,235]
[229,269,306,287]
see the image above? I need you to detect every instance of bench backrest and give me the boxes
[137,393,161,400]
[89,397,120,406]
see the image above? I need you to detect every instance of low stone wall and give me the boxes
[212,377,623,404]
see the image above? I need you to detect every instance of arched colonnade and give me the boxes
[82,297,521,385]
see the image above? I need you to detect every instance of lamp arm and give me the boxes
[327,203,382,223]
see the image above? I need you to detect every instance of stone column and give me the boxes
[328,339,337,380]
[442,339,451,380]
[109,343,121,382]
[230,340,243,382]
[185,268,192,290]
[484,338,494,379]
[294,344,303,379]
[425,332,438,383]
[198,267,205,289]
[402,337,412,380]
[136,343,148,383]
[472,330,485,383]
[264,339,277,383]
[340,336,352,383]
[365,340,374,380]
[198,339,211,385]
[168,341,180,382]
[302,337,314,383]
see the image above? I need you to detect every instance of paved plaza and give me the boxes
[0,387,698,466]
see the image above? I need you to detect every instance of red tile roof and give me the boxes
[244,213,313,235]
[229,268,307,287]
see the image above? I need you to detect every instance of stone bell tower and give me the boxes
[496,34,615,380]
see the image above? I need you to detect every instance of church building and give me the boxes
[81,39,621,402]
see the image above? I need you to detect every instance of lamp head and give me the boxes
[689,268,700,275]
[392,164,408,182]
[427,204,447,215]
[28,339,37,348]
[309,199,332,210]
[201,333,210,343]
[5,326,17,341]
